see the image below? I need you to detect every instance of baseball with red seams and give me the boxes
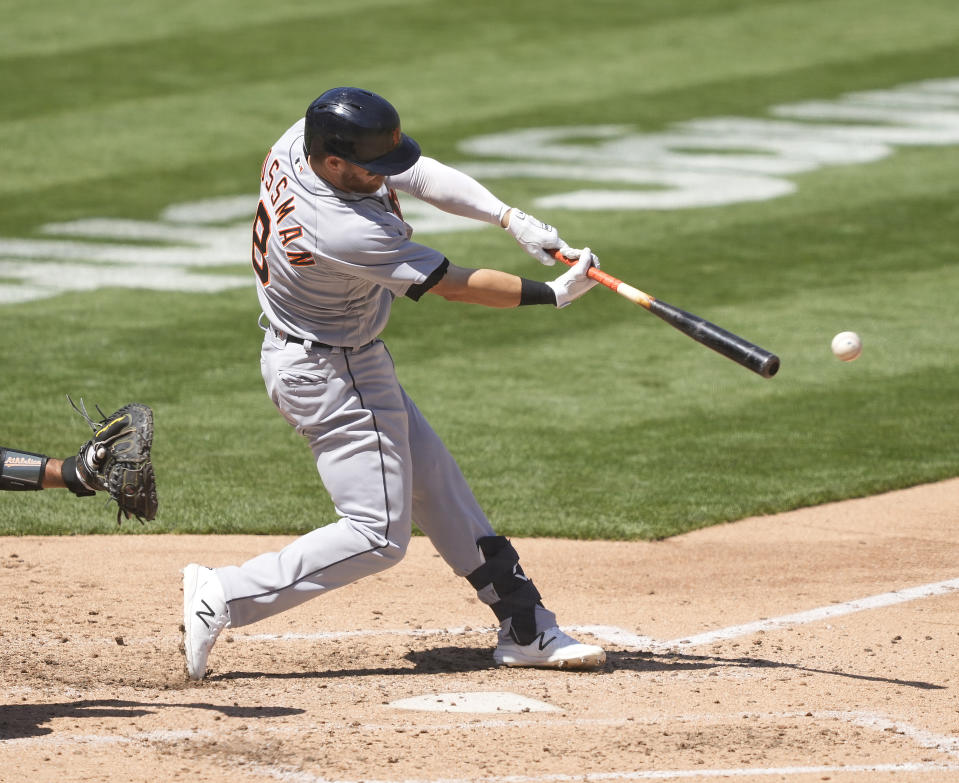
[831,331,862,362]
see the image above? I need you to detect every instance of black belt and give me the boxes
[274,328,372,352]
[280,333,334,349]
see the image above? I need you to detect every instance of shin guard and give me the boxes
[466,535,542,645]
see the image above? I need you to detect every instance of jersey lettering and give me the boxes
[278,225,304,246]
[262,157,281,191]
[270,176,289,206]
[251,200,271,286]
[275,196,296,223]
[287,250,315,267]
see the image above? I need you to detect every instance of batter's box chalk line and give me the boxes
[231,576,959,653]
[208,707,959,783]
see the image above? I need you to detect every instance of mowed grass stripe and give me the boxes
[4,0,959,197]
[1,1,957,537]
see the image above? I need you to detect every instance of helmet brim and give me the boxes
[349,133,421,175]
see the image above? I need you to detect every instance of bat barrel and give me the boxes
[649,299,780,378]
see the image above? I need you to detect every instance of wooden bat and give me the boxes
[552,250,780,378]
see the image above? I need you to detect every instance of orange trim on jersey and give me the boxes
[252,200,271,286]
[262,157,280,190]
[275,196,296,222]
[287,251,315,267]
[279,225,304,246]
[270,176,289,205]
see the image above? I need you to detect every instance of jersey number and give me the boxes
[252,200,271,285]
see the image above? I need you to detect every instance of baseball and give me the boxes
[831,331,862,362]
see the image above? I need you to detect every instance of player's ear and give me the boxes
[309,153,342,182]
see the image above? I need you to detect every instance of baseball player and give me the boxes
[0,399,158,523]
[182,87,606,680]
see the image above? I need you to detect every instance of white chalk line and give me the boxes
[654,577,959,650]
[236,576,959,651]
[5,710,959,783]
[238,761,959,783]
[209,709,959,783]
[12,576,959,653]
[9,576,959,665]
[5,581,958,781]
[4,709,956,751]
[241,625,497,642]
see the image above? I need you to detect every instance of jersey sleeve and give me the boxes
[318,208,448,298]
[390,156,509,226]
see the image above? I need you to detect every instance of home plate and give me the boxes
[390,691,560,713]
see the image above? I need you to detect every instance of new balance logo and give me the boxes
[511,628,557,650]
[534,632,557,651]
[195,599,216,629]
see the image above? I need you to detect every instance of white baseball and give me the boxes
[831,331,862,362]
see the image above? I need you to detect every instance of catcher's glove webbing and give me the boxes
[69,397,159,524]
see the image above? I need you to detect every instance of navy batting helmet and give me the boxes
[304,87,421,176]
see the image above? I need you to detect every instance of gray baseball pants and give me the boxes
[217,331,500,628]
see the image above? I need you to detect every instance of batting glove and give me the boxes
[504,209,566,266]
[546,247,600,308]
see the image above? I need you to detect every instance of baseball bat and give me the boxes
[551,250,780,378]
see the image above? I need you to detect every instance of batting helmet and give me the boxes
[304,87,421,175]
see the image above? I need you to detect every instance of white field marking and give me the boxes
[6,710,959,783]
[650,577,959,650]
[389,691,559,714]
[239,625,497,642]
[236,762,959,783]
[845,712,959,759]
[562,625,659,649]
[0,728,214,750]
[2,709,951,744]
[17,572,959,652]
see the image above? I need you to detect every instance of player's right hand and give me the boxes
[504,209,566,266]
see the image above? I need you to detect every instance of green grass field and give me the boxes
[1,0,957,538]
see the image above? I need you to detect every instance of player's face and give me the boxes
[343,163,386,193]
[329,158,385,194]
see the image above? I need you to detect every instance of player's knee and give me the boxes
[379,528,410,567]
[346,515,411,570]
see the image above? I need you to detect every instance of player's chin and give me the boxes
[359,175,385,193]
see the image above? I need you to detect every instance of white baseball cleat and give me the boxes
[182,563,230,681]
[494,626,606,670]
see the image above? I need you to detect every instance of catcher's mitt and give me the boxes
[70,397,159,524]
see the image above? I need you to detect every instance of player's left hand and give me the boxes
[504,209,567,266]
[546,247,600,308]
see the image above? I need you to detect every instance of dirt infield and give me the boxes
[3,479,959,782]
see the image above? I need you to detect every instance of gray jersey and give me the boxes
[253,119,446,348]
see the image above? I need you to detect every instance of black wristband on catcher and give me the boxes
[0,447,48,491]
[61,456,96,497]
[518,278,557,307]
